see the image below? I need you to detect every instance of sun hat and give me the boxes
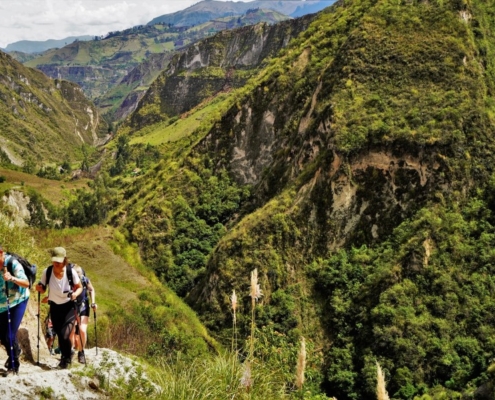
[51,247,66,263]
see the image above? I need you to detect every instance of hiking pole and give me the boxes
[93,307,98,356]
[36,290,40,365]
[4,281,17,374]
[71,297,86,366]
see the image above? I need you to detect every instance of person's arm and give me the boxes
[3,260,29,288]
[70,281,83,300]
[87,280,97,309]
[11,260,29,288]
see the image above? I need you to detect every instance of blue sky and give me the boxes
[0,0,254,47]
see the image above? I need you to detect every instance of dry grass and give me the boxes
[0,167,90,205]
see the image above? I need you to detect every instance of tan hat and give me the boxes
[51,247,66,263]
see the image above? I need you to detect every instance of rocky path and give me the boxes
[0,347,139,399]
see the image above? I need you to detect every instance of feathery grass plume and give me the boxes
[249,268,262,359]
[295,336,306,390]
[231,289,238,352]
[240,361,253,391]
[376,361,390,400]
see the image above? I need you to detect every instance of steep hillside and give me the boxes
[109,0,495,398]
[0,51,108,167]
[98,9,292,122]
[126,15,316,129]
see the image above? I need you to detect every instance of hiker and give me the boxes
[0,246,30,374]
[35,247,82,369]
[71,264,97,364]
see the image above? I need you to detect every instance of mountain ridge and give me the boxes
[2,36,94,54]
[147,0,335,26]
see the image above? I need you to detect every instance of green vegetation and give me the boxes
[103,0,495,398]
[5,0,495,398]
[128,93,230,146]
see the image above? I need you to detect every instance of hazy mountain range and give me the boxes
[1,36,94,54]
[148,0,334,26]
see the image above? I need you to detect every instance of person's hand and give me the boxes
[91,303,98,310]
[70,292,77,301]
[3,269,13,282]
[36,283,45,293]
[41,296,49,304]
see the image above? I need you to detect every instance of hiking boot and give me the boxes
[2,367,18,377]
[77,351,86,364]
[4,348,22,369]
[58,357,71,369]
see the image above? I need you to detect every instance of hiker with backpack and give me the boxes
[71,265,96,364]
[0,246,31,375]
[35,247,82,369]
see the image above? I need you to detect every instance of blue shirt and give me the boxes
[0,254,30,312]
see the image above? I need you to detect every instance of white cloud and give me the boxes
[0,0,225,48]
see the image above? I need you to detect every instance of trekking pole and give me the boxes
[4,282,17,374]
[93,307,98,356]
[71,298,86,365]
[36,290,40,365]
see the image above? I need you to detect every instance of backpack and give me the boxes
[77,275,89,304]
[6,252,37,288]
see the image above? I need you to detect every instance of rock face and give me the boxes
[36,65,119,99]
[1,190,31,227]
[128,15,316,129]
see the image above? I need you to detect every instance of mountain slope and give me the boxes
[126,14,316,129]
[98,8,293,122]
[0,51,108,166]
[110,0,495,398]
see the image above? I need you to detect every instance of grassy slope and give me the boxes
[128,93,230,146]
[31,225,219,357]
[0,168,90,205]
[0,52,107,165]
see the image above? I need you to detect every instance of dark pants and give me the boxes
[49,301,76,361]
[0,298,28,369]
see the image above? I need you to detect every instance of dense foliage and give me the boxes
[8,0,495,398]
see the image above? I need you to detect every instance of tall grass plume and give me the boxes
[376,361,390,400]
[295,336,306,390]
[231,289,238,352]
[249,268,262,359]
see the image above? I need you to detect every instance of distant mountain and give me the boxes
[3,36,94,54]
[20,9,296,122]
[291,0,335,17]
[147,0,335,26]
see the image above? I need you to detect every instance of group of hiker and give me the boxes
[0,246,97,374]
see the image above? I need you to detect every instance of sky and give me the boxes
[0,0,256,48]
